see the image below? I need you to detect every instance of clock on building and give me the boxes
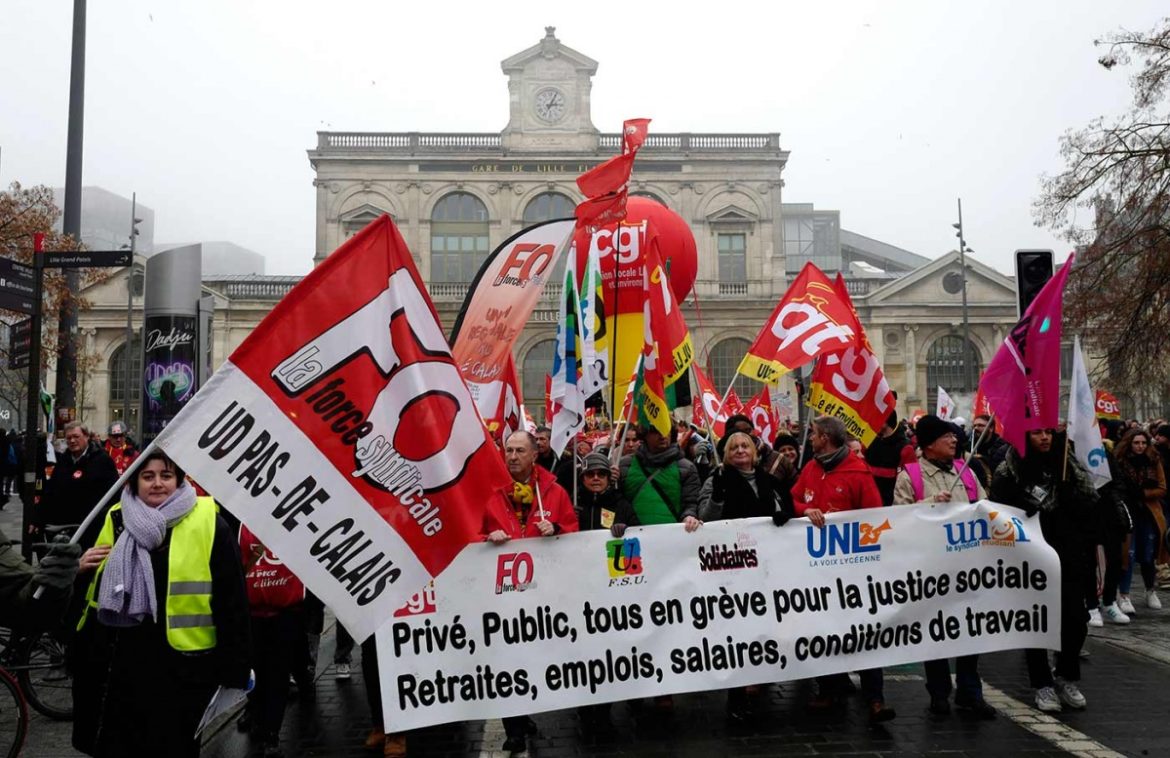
[533,87,567,123]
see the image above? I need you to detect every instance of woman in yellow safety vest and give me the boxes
[70,450,251,758]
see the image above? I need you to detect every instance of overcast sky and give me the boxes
[1,1,1163,276]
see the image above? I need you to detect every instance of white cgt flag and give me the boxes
[936,386,956,421]
[1068,336,1112,489]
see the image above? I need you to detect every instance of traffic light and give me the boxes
[1014,250,1054,316]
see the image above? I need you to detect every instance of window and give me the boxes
[430,192,490,283]
[522,192,575,225]
[717,233,746,283]
[708,338,754,403]
[926,335,981,403]
[784,214,840,274]
[523,339,556,422]
[108,335,143,428]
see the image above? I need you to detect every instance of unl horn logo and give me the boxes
[270,269,487,536]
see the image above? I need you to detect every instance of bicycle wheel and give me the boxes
[0,668,27,758]
[15,632,73,720]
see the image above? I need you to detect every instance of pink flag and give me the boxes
[978,256,1073,455]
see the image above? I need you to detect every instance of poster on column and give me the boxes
[377,501,1061,731]
[141,314,198,443]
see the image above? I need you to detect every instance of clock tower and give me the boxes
[500,27,600,152]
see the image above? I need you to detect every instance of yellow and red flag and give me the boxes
[737,262,861,385]
[640,237,694,436]
[805,275,894,446]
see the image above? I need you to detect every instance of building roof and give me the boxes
[840,229,930,273]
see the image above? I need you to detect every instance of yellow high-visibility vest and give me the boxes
[78,496,218,651]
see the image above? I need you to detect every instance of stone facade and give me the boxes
[70,29,1030,436]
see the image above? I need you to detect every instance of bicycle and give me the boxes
[0,664,28,757]
[0,626,72,720]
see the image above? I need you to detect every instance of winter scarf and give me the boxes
[97,482,198,627]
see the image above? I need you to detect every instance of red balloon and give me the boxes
[573,196,697,312]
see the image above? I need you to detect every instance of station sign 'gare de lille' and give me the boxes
[418,162,685,174]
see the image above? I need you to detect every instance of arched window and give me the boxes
[430,192,489,283]
[108,335,142,429]
[925,335,982,407]
[522,192,575,225]
[708,338,753,404]
[522,340,555,423]
[630,191,667,207]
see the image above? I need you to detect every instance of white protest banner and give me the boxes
[377,500,1060,731]
[155,216,512,641]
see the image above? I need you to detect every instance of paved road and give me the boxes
[3,492,1167,757]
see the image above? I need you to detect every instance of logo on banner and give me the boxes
[943,511,1030,552]
[493,243,557,288]
[495,552,536,594]
[393,582,437,617]
[697,543,759,572]
[606,538,645,586]
[806,520,892,565]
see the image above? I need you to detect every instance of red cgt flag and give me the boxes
[743,386,780,444]
[623,118,651,153]
[737,262,861,386]
[153,215,511,640]
[576,152,635,198]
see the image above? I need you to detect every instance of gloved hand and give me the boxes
[611,523,627,539]
[772,509,791,527]
[698,438,715,461]
[33,541,82,593]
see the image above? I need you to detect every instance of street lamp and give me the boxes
[123,193,142,437]
[951,199,974,393]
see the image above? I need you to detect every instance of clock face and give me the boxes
[533,87,567,124]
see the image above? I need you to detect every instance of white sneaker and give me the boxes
[1035,686,1062,712]
[1147,590,1162,610]
[1054,677,1086,709]
[1102,603,1131,624]
[1118,595,1137,615]
[335,662,351,681]
[1087,608,1103,627]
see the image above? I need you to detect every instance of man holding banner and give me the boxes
[790,416,895,724]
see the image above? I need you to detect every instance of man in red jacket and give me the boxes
[790,416,894,725]
[484,430,578,755]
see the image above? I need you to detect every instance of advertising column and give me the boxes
[141,245,201,444]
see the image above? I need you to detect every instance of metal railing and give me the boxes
[718,282,749,296]
[317,131,781,153]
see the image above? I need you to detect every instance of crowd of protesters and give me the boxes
[2,407,1166,758]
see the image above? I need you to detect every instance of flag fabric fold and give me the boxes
[622,118,651,153]
[576,153,635,198]
[978,255,1074,455]
[1069,336,1111,488]
[639,237,694,436]
[936,386,956,421]
[550,252,587,456]
[737,262,860,385]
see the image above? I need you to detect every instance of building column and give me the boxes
[903,324,919,408]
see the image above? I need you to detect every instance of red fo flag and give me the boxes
[978,256,1074,455]
[153,215,511,640]
[738,262,861,385]
[623,118,651,153]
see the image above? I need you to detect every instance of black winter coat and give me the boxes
[70,512,251,758]
[576,486,640,532]
[39,447,118,529]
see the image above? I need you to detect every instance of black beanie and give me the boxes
[915,415,952,449]
[1157,424,1170,439]
[773,432,799,450]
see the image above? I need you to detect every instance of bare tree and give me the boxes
[1034,18,1170,399]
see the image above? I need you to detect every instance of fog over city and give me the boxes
[1,0,1164,274]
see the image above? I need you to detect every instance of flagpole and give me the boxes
[607,353,644,467]
[953,412,996,485]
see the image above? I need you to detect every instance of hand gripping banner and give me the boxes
[155,215,512,640]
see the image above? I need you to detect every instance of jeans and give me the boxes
[924,655,982,701]
[1120,512,1159,594]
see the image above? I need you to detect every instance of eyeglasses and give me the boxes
[583,470,609,479]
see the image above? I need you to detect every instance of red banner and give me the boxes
[737,262,861,385]
[155,215,511,639]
